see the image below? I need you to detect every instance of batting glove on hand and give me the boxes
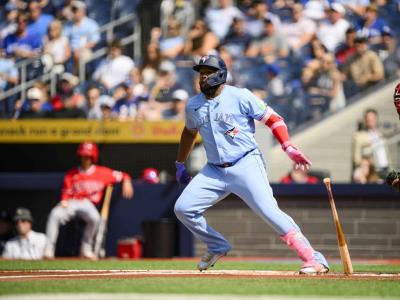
[175,161,192,185]
[284,145,312,170]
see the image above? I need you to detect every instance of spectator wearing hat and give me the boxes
[14,86,53,119]
[0,210,14,255]
[162,89,188,120]
[0,3,18,41]
[246,17,289,63]
[372,27,400,79]
[93,40,135,91]
[221,16,252,58]
[98,95,115,120]
[316,3,350,52]
[355,4,389,45]
[138,168,160,184]
[63,0,100,74]
[2,208,47,260]
[342,36,384,97]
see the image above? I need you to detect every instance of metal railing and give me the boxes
[0,13,141,103]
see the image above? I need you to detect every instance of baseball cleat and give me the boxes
[80,245,97,260]
[299,262,329,275]
[197,252,227,271]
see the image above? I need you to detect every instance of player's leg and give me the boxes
[174,164,231,269]
[44,202,76,258]
[228,150,328,274]
[76,200,101,259]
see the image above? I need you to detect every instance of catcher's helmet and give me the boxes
[77,141,99,163]
[193,55,227,87]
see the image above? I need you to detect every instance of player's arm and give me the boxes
[261,106,311,169]
[109,169,134,199]
[59,171,75,207]
[175,126,198,184]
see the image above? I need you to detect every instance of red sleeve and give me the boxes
[262,107,290,149]
[98,166,131,185]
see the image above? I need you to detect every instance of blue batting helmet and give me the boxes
[193,55,227,87]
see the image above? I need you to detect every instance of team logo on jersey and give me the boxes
[224,127,239,139]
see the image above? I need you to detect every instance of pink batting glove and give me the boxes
[284,145,312,170]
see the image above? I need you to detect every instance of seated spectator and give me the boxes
[0,48,19,118]
[98,95,115,120]
[352,157,383,184]
[246,17,289,63]
[342,36,384,97]
[335,0,369,21]
[138,168,160,184]
[158,18,185,60]
[281,3,316,57]
[27,0,54,39]
[245,0,281,39]
[162,88,188,120]
[302,53,345,117]
[352,108,390,178]
[140,42,162,87]
[112,83,138,121]
[14,86,53,119]
[43,20,71,67]
[373,27,400,79]
[316,3,350,52]
[280,164,320,184]
[93,40,135,91]
[204,0,243,40]
[2,13,42,60]
[183,19,219,59]
[85,85,102,119]
[3,208,47,260]
[306,37,329,63]
[221,16,252,58]
[51,72,86,118]
[63,0,100,74]
[335,26,357,67]
[0,3,18,41]
[355,4,388,45]
[0,210,14,255]
[44,142,133,259]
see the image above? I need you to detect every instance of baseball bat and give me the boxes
[323,178,354,275]
[94,184,113,258]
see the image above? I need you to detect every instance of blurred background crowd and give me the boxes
[0,0,398,128]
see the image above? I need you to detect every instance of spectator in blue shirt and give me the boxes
[27,0,54,40]
[0,48,18,118]
[63,0,100,74]
[356,4,388,45]
[0,3,18,42]
[2,13,42,60]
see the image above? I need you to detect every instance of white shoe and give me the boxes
[80,245,97,260]
[197,252,227,271]
[43,244,55,259]
[299,262,329,275]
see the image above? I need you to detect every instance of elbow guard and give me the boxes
[261,107,290,147]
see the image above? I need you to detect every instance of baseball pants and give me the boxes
[174,148,328,267]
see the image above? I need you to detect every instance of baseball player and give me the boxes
[44,142,134,259]
[174,55,329,274]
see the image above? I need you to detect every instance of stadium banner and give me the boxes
[0,120,197,143]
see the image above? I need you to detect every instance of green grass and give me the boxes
[0,260,399,297]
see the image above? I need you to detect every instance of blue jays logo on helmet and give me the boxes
[193,55,228,87]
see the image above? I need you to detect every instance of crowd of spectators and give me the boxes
[0,0,399,128]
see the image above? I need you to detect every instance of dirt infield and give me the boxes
[0,269,399,282]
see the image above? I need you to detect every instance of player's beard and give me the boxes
[200,82,220,98]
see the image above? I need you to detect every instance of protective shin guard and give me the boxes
[281,229,315,263]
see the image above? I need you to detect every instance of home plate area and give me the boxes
[0,269,399,281]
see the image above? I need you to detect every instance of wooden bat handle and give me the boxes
[323,178,354,275]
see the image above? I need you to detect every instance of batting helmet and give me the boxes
[77,142,99,163]
[394,82,400,119]
[141,168,160,184]
[193,55,227,87]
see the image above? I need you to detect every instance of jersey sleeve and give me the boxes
[185,103,197,130]
[241,88,267,120]
[101,166,131,185]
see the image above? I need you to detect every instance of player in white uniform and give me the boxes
[174,55,329,274]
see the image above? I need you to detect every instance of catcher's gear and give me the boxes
[77,141,99,163]
[386,170,400,192]
[394,82,400,119]
[193,55,227,87]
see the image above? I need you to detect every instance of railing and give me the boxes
[0,13,141,103]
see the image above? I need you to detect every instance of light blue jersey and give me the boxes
[185,85,267,165]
